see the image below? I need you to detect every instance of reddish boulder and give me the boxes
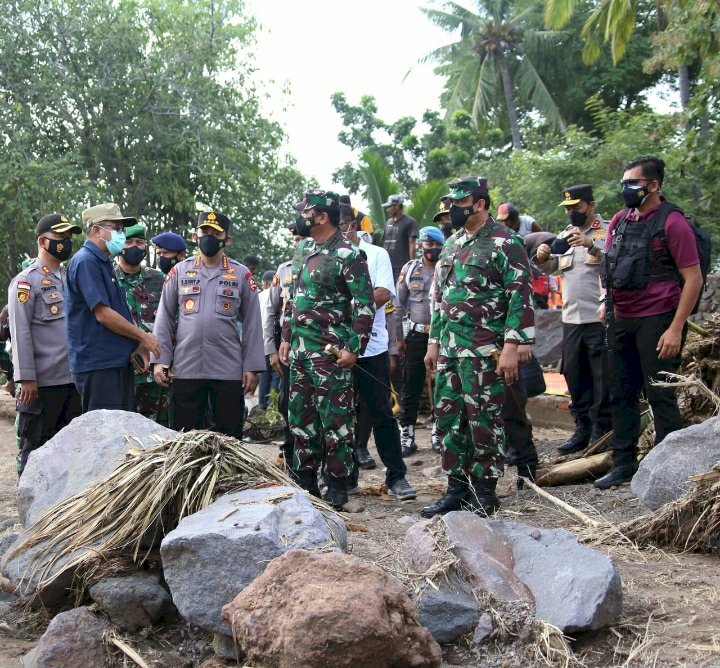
[222,549,441,668]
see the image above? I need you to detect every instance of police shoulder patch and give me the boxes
[246,271,258,292]
[164,267,177,283]
[16,281,31,304]
[271,274,280,287]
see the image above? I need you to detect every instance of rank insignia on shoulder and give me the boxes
[16,281,31,304]
[398,273,405,282]
[42,266,51,274]
[591,220,600,229]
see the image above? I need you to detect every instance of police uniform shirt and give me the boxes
[153,255,265,380]
[263,259,292,356]
[395,258,433,338]
[537,214,608,325]
[8,261,73,386]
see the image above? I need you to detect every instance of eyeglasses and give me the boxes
[98,223,124,233]
[620,178,651,187]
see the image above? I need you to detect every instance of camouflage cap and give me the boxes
[303,189,340,211]
[447,176,488,200]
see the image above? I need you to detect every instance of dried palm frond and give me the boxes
[4,430,332,598]
[618,463,720,553]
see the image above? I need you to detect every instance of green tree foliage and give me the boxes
[421,0,566,148]
[0,0,304,294]
[356,150,401,235]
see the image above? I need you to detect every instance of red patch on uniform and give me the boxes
[271,274,279,287]
[164,267,177,283]
[246,271,258,292]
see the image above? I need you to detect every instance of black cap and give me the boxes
[35,213,82,236]
[558,184,594,206]
[197,211,230,234]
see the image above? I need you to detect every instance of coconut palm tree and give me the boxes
[421,0,566,148]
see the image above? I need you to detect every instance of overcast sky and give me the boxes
[245,0,452,195]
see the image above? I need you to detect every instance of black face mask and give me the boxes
[568,210,588,227]
[157,256,178,275]
[440,223,453,240]
[121,246,145,266]
[622,184,648,209]
[450,204,473,229]
[296,214,316,238]
[45,238,72,262]
[424,247,441,263]
[199,235,225,257]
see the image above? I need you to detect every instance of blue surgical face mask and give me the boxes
[101,227,126,256]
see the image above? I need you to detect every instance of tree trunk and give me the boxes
[678,64,690,110]
[498,53,522,149]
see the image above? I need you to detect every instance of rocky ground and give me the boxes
[1,393,719,667]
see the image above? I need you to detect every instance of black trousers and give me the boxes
[172,379,245,440]
[350,352,407,487]
[608,311,685,464]
[399,330,429,426]
[17,383,82,474]
[73,365,136,413]
[501,379,538,468]
[562,322,611,428]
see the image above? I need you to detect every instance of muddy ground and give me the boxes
[0,395,719,667]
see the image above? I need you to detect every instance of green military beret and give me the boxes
[124,224,146,240]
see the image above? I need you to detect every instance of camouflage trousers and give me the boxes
[434,355,506,479]
[135,382,169,426]
[288,356,354,478]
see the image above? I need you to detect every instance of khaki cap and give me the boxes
[82,202,137,228]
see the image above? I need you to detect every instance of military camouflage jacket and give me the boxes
[115,264,165,384]
[281,228,375,360]
[429,221,535,357]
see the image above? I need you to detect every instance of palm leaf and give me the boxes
[472,57,501,126]
[406,180,448,227]
[358,149,401,234]
[515,57,566,133]
[544,0,580,29]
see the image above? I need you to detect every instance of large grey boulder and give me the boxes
[533,309,563,366]
[495,521,623,632]
[19,410,176,526]
[161,486,346,635]
[631,417,720,510]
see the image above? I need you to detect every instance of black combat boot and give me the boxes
[420,476,468,518]
[464,476,501,516]
[324,476,349,510]
[557,419,592,454]
[589,422,612,446]
[516,463,537,489]
[293,468,321,499]
[594,459,638,489]
[355,446,377,469]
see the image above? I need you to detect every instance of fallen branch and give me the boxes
[107,633,150,668]
[521,478,601,528]
[536,452,611,487]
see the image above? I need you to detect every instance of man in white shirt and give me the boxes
[257,270,280,409]
[340,205,416,500]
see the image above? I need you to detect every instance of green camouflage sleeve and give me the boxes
[339,247,375,356]
[499,235,535,344]
[428,260,442,341]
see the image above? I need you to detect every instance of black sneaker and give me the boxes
[387,477,417,500]
[355,446,377,470]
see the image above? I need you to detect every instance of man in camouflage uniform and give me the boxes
[422,177,535,518]
[115,225,168,423]
[278,190,375,510]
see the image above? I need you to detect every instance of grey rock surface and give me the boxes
[161,486,345,635]
[533,309,563,366]
[416,579,480,644]
[473,613,494,645]
[89,572,176,630]
[496,521,623,632]
[22,607,109,668]
[631,417,720,510]
[18,410,176,526]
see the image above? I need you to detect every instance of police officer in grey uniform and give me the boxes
[153,211,265,439]
[395,226,444,456]
[8,213,83,474]
[535,184,612,452]
[264,220,301,460]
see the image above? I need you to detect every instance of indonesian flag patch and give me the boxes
[16,281,31,304]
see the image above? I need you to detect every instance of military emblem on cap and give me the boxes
[197,210,230,233]
[558,184,594,206]
[35,212,82,236]
[432,198,451,222]
[303,189,340,210]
